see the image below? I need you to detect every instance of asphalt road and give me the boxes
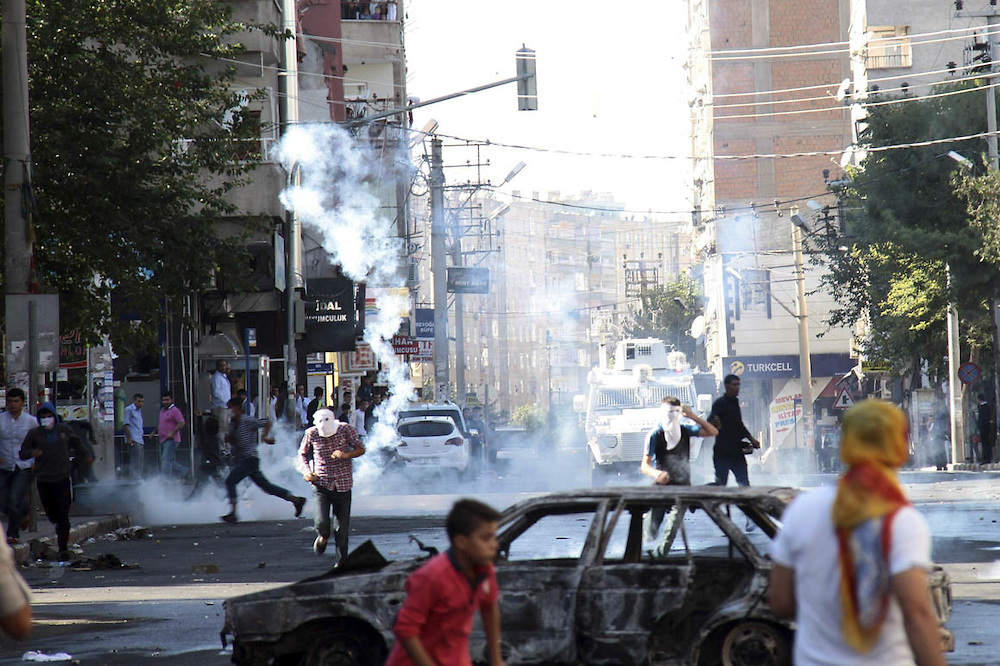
[2,470,1000,664]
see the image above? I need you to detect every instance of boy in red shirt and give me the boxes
[385,499,506,666]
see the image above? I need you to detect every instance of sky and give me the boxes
[402,1,692,215]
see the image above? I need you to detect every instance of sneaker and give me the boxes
[292,496,306,518]
[313,536,328,555]
[57,550,71,562]
[221,512,238,524]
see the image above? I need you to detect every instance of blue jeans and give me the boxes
[160,440,189,477]
[225,456,294,504]
[0,468,33,538]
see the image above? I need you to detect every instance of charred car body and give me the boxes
[221,486,954,665]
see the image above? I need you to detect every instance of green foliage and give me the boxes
[627,272,702,357]
[512,403,546,431]
[817,80,998,382]
[2,0,281,352]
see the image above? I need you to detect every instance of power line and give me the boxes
[708,24,998,61]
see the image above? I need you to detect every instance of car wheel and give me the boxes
[720,621,790,666]
[301,631,382,666]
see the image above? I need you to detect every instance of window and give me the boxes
[867,26,912,69]
[504,512,595,561]
[741,268,771,314]
[397,421,455,437]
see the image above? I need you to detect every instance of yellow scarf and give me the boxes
[832,399,910,653]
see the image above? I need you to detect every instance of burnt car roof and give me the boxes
[500,485,798,517]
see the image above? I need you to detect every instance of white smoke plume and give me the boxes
[275,123,416,475]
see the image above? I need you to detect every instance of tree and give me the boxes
[626,272,702,358]
[512,404,546,432]
[2,0,279,353]
[817,80,999,384]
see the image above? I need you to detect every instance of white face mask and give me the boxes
[662,406,683,449]
[40,416,56,429]
[314,409,338,438]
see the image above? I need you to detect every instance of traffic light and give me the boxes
[516,46,538,111]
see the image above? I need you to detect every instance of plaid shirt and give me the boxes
[298,423,363,492]
[228,416,269,463]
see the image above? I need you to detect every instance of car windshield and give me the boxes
[398,421,454,437]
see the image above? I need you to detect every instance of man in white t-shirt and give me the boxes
[353,398,369,439]
[769,400,946,666]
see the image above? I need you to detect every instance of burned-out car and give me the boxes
[221,486,954,665]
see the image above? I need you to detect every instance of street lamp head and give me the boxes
[502,161,526,185]
[947,150,973,169]
[419,119,439,135]
[791,214,811,232]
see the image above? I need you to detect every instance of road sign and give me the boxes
[833,387,855,410]
[958,362,981,385]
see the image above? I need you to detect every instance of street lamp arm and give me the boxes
[771,292,801,319]
[345,73,533,127]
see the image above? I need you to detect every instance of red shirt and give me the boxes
[297,424,362,492]
[385,551,500,666]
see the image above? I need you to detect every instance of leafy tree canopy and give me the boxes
[818,80,999,383]
[2,0,280,353]
[626,272,702,358]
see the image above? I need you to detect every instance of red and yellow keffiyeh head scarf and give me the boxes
[832,399,911,653]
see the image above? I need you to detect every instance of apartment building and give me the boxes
[686,0,858,451]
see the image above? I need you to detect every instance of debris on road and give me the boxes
[192,564,220,574]
[21,651,75,662]
[102,526,152,541]
[69,553,138,571]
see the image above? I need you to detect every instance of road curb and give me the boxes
[11,514,132,565]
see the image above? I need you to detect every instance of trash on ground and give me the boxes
[21,651,74,662]
[192,564,219,574]
[69,553,138,571]
[102,526,152,541]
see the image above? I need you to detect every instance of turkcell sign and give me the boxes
[447,267,490,294]
[723,354,855,379]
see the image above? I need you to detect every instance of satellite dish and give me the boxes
[689,315,706,339]
[835,78,851,102]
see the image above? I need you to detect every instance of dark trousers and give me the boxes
[313,485,352,561]
[225,457,294,504]
[713,453,750,486]
[0,468,33,539]
[37,478,72,552]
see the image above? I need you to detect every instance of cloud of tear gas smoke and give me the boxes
[275,123,416,483]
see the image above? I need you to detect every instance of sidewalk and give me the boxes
[8,513,132,565]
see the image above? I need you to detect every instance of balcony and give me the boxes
[341,1,398,21]
[866,52,912,69]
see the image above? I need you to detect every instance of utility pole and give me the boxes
[4,0,34,393]
[792,221,815,456]
[453,216,465,405]
[430,138,449,402]
[958,1,1000,462]
[280,0,301,417]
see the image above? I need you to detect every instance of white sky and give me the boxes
[403,0,692,215]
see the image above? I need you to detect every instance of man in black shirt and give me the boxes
[709,374,760,486]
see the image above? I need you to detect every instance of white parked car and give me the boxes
[394,415,470,472]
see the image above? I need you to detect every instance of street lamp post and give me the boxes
[791,215,815,455]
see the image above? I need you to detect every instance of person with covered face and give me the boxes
[639,397,717,554]
[298,407,365,561]
[769,400,946,665]
[19,402,92,561]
